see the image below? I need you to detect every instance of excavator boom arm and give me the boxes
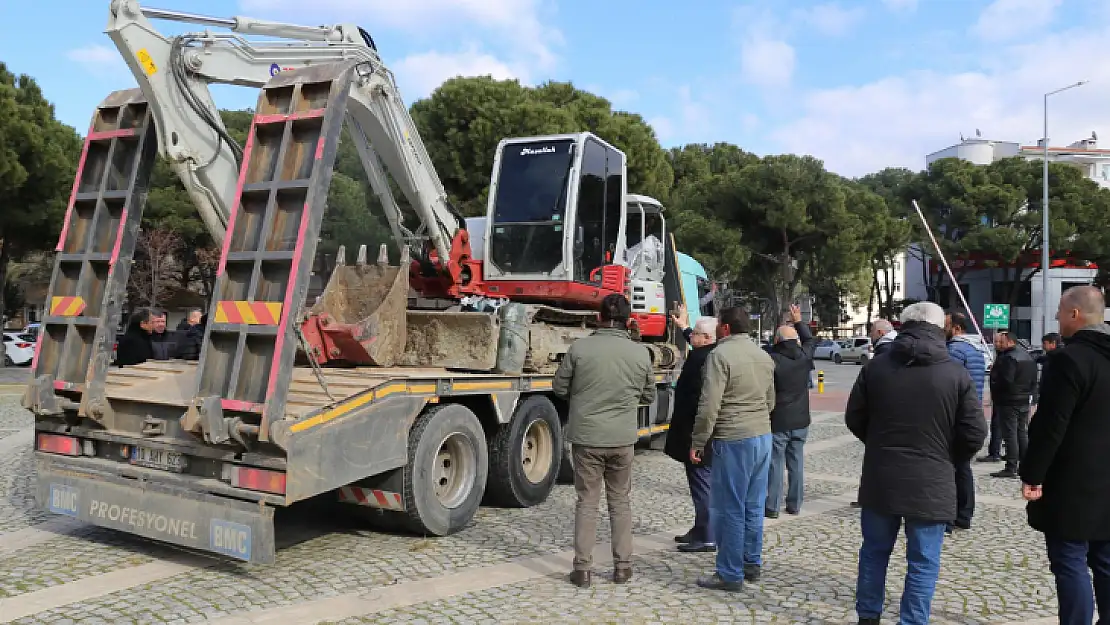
[105,0,460,264]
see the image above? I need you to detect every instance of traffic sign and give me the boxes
[983,304,1010,329]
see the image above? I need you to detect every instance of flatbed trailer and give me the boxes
[34,361,674,564]
[25,18,685,565]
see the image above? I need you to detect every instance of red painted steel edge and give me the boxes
[221,398,264,413]
[264,198,313,410]
[108,207,129,267]
[55,123,95,252]
[87,128,138,141]
[216,118,260,278]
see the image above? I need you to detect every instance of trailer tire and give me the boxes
[485,396,562,508]
[403,403,488,536]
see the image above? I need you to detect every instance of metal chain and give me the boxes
[295,324,336,402]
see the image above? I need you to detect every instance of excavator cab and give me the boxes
[481,132,628,304]
[624,194,668,338]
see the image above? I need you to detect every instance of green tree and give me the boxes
[0,63,81,328]
[855,170,914,320]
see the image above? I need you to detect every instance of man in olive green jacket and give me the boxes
[553,294,656,589]
[690,306,776,592]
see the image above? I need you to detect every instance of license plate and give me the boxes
[130,446,186,472]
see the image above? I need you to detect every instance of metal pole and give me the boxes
[910,200,985,341]
[1041,80,1089,338]
[1042,93,1050,339]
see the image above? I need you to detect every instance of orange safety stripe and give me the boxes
[50,296,87,317]
[214,300,283,325]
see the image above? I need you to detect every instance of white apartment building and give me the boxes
[916,133,1110,341]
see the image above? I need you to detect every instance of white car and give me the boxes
[839,336,874,365]
[813,339,843,362]
[3,331,35,366]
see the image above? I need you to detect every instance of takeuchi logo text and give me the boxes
[269,63,297,76]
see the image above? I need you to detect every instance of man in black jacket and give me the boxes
[869,319,897,356]
[1031,332,1060,405]
[846,302,986,625]
[989,330,1038,479]
[666,305,718,553]
[765,304,815,518]
[1022,286,1110,625]
[114,308,154,366]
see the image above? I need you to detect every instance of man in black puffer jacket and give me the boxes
[989,330,1038,479]
[846,302,986,625]
[665,306,718,553]
[764,304,816,518]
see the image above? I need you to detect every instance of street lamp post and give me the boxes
[1042,80,1088,337]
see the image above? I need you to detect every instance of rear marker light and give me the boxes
[37,434,80,456]
[230,466,287,495]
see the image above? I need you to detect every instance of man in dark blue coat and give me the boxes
[945,310,988,533]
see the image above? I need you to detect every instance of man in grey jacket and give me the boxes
[690,306,776,592]
[553,294,656,589]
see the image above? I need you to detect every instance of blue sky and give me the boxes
[2,0,1107,176]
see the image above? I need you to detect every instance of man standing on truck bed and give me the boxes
[553,293,657,589]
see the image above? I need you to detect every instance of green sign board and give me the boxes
[983,303,1010,329]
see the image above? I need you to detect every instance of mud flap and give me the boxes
[35,455,276,564]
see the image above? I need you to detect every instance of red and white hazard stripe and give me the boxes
[337,486,405,511]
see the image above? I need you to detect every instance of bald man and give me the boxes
[1022,286,1110,624]
[765,304,817,518]
[870,319,897,356]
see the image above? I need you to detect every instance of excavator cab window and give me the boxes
[489,139,576,274]
[573,138,625,283]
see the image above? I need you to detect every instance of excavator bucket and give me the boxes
[300,244,410,367]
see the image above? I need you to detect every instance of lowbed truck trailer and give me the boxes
[33,361,675,564]
[24,3,689,565]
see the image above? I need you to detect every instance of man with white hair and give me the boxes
[846,301,987,625]
[665,306,720,553]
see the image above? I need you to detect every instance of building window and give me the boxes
[893,282,901,293]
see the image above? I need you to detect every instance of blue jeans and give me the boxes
[856,509,946,624]
[1045,536,1110,625]
[766,427,807,514]
[685,462,713,544]
[710,434,772,582]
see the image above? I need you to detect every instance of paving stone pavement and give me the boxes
[0,394,1063,624]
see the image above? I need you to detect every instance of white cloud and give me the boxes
[65,44,128,76]
[972,0,1063,42]
[740,37,797,88]
[392,47,521,98]
[881,0,919,12]
[770,20,1108,176]
[649,86,715,143]
[794,3,867,37]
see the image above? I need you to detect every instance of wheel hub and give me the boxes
[520,419,554,485]
[434,432,476,509]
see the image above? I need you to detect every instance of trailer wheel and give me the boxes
[403,403,488,536]
[485,396,562,507]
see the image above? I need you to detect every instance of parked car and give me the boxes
[3,331,36,366]
[813,339,843,362]
[839,336,874,365]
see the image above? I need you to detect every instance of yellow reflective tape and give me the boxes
[636,423,670,437]
[530,380,552,389]
[64,297,85,316]
[237,302,258,325]
[136,49,157,76]
[453,381,513,391]
[289,382,435,433]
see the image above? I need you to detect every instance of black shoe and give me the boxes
[992,469,1019,479]
[569,570,591,588]
[697,573,743,592]
[765,510,780,519]
[744,564,761,582]
[785,507,800,515]
[678,541,717,553]
[858,618,880,625]
[978,454,1002,463]
[850,501,862,508]
[613,568,633,584]
[674,531,694,544]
